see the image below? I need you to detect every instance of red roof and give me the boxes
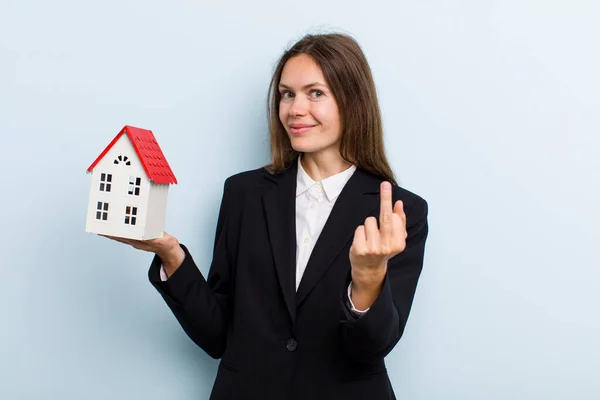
[87,125,178,184]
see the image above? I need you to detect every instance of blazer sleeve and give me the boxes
[339,195,429,364]
[148,178,236,359]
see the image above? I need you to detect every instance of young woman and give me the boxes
[105,33,429,400]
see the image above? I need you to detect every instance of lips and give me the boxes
[290,124,316,135]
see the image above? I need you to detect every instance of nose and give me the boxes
[289,96,308,117]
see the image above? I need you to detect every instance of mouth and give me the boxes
[289,124,316,135]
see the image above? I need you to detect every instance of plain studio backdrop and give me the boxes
[1,1,598,399]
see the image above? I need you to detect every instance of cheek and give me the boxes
[331,106,342,133]
[317,105,341,131]
[278,103,287,125]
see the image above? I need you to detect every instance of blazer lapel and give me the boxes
[262,162,298,323]
[295,168,381,307]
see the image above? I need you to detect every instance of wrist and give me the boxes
[349,271,385,311]
[158,242,185,276]
[351,264,387,291]
[351,276,385,296]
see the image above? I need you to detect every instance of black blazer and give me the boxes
[149,160,429,400]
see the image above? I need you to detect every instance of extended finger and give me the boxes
[115,237,139,247]
[99,234,149,250]
[379,182,393,238]
[127,239,154,251]
[99,234,129,244]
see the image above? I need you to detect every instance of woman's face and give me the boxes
[278,54,342,157]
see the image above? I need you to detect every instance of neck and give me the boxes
[300,151,353,182]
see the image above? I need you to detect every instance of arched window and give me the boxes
[114,155,131,166]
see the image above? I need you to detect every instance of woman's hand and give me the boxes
[349,181,407,309]
[99,232,185,278]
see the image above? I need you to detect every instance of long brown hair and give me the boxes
[264,32,397,185]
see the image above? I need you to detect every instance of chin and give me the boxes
[289,140,317,154]
[290,136,339,155]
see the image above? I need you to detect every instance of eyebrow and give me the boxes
[278,82,328,90]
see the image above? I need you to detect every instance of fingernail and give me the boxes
[382,182,391,192]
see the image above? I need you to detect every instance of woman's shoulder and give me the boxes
[392,183,428,217]
[222,166,275,195]
[358,168,428,214]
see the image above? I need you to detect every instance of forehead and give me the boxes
[280,54,326,85]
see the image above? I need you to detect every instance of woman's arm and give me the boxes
[148,179,236,359]
[340,193,429,364]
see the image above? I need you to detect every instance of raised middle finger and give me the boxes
[379,181,393,240]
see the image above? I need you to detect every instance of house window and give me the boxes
[99,173,112,192]
[114,155,131,166]
[128,176,141,196]
[124,206,138,225]
[96,202,109,221]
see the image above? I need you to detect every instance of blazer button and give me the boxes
[286,338,298,352]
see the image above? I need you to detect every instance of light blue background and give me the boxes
[1,1,598,399]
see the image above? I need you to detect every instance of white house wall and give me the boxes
[85,135,151,239]
[144,183,170,239]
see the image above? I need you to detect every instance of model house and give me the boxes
[85,125,177,240]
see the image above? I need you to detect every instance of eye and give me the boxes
[310,90,324,98]
[280,90,294,99]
